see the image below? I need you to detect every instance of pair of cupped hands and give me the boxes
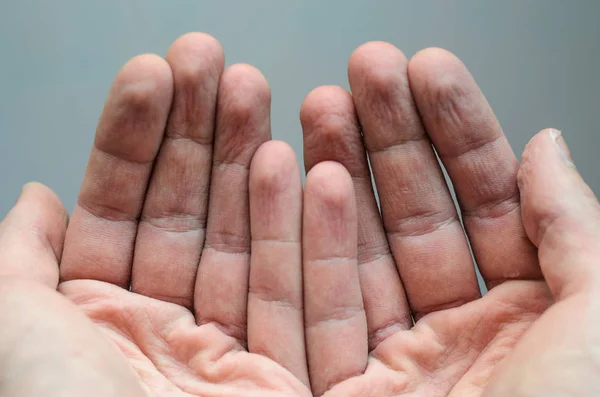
[1,32,599,397]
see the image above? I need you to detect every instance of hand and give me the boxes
[0,33,311,396]
[300,42,600,396]
[1,35,598,397]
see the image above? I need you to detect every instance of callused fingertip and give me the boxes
[548,128,576,168]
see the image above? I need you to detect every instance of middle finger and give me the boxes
[131,33,224,308]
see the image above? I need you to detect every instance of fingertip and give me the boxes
[20,180,57,200]
[17,182,68,225]
[518,128,574,197]
[94,52,174,166]
[220,63,271,106]
[300,85,368,177]
[100,54,174,165]
[211,63,272,165]
[407,48,476,109]
[116,53,173,97]
[165,32,225,94]
[349,41,407,73]
[305,161,355,208]
[304,162,357,253]
[408,47,465,80]
[250,140,300,192]
[409,47,461,68]
[0,182,68,286]
[348,41,408,91]
[249,140,302,244]
[252,139,296,161]
[300,85,354,127]
[217,64,272,149]
[166,32,224,67]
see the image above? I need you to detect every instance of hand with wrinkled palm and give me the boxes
[1,33,599,397]
[299,43,600,396]
[1,33,310,397]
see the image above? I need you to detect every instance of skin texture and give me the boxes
[0,34,599,396]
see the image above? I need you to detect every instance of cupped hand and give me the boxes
[1,35,599,397]
[0,33,312,397]
[299,42,600,396]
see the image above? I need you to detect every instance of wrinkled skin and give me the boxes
[1,33,599,397]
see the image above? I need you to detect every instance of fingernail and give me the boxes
[19,183,30,197]
[550,129,575,168]
[18,182,39,201]
[15,183,30,205]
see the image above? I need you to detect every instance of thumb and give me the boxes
[0,182,68,288]
[518,128,600,300]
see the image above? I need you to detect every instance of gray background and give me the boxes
[1,1,598,217]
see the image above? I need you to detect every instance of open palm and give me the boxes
[1,34,599,397]
[54,33,313,397]
[298,43,600,396]
[0,33,311,396]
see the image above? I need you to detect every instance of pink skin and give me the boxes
[0,34,599,397]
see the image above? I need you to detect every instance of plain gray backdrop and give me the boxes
[1,1,598,219]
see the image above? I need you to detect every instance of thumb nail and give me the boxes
[17,182,38,203]
[19,182,33,197]
[550,129,575,168]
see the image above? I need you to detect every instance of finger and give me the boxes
[303,161,368,397]
[518,129,600,300]
[348,42,480,319]
[408,48,541,288]
[484,129,599,397]
[131,33,224,308]
[60,55,173,287]
[300,86,411,348]
[247,141,308,386]
[0,183,68,288]
[194,64,271,343]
